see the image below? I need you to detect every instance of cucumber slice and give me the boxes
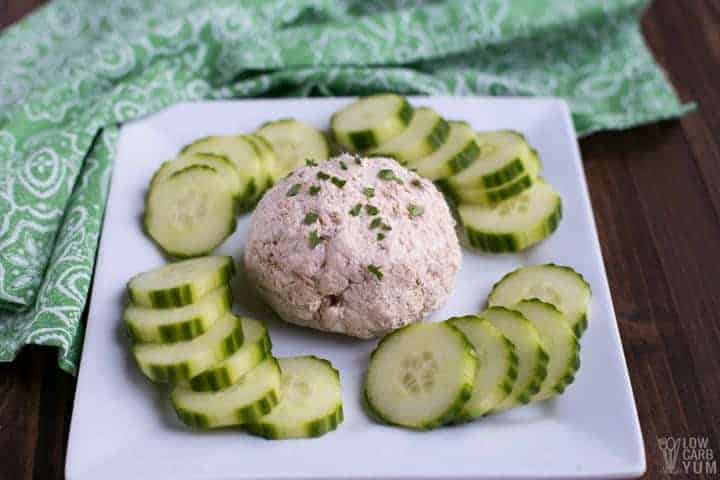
[331,94,413,151]
[510,300,580,399]
[488,264,591,336]
[172,358,281,429]
[479,307,548,409]
[257,119,330,177]
[246,356,343,439]
[127,256,235,308]
[133,312,244,383]
[447,316,518,421]
[188,317,272,392]
[181,135,264,207]
[450,173,536,205]
[124,286,232,344]
[144,165,237,257]
[364,322,476,430]
[444,147,541,205]
[151,152,244,200]
[411,121,480,180]
[247,134,281,188]
[459,180,562,253]
[369,107,450,164]
[447,130,534,190]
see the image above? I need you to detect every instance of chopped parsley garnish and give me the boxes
[377,233,386,241]
[381,223,392,231]
[367,264,383,280]
[339,161,348,170]
[349,204,362,216]
[309,230,322,249]
[408,204,425,218]
[317,171,330,181]
[286,183,301,196]
[378,169,395,181]
[363,187,375,198]
[331,176,346,188]
[369,217,383,229]
[365,204,379,216]
[305,158,318,167]
[309,185,321,195]
[378,169,403,184]
[411,179,423,189]
[303,212,319,225]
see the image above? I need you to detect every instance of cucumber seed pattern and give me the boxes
[282,373,313,402]
[175,191,209,229]
[498,192,530,216]
[401,351,440,395]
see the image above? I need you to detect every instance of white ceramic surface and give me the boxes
[66,97,645,479]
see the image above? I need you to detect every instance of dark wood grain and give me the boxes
[0,0,719,478]
[0,0,48,29]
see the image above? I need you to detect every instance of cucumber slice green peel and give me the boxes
[479,307,549,410]
[364,322,477,430]
[246,356,343,439]
[488,264,591,337]
[181,135,265,210]
[412,121,481,180]
[188,317,273,392]
[151,152,244,201]
[238,134,277,212]
[447,172,536,206]
[124,285,232,344]
[447,130,534,190]
[256,119,330,178]
[446,316,519,422]
[369,107,450,164]
[246,134,281,192]
[459,180,562,253]
[127,256,235,309]
[172,357,281,429]
[143,165,238,258]
[511,300,580,399]
[440,147,541,206]
[133,312,244,383]
[331,94,414,151]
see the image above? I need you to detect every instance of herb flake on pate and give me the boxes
[367,264,383,280]
[303,212,319,225]
[408,204,425,218]
[309,230,322,249]
[287,183,301,196]
[378,169,403,184]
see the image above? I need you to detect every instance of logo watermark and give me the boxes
[658,436,716,475]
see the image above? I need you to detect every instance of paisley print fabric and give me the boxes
[0,0,690,373]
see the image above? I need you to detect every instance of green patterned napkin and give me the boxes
[0,0,690,374]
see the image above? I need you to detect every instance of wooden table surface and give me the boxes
[1,1,718,479]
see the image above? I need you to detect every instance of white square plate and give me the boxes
[66,97,645,479]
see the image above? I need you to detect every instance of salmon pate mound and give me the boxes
[244,154,461,338]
